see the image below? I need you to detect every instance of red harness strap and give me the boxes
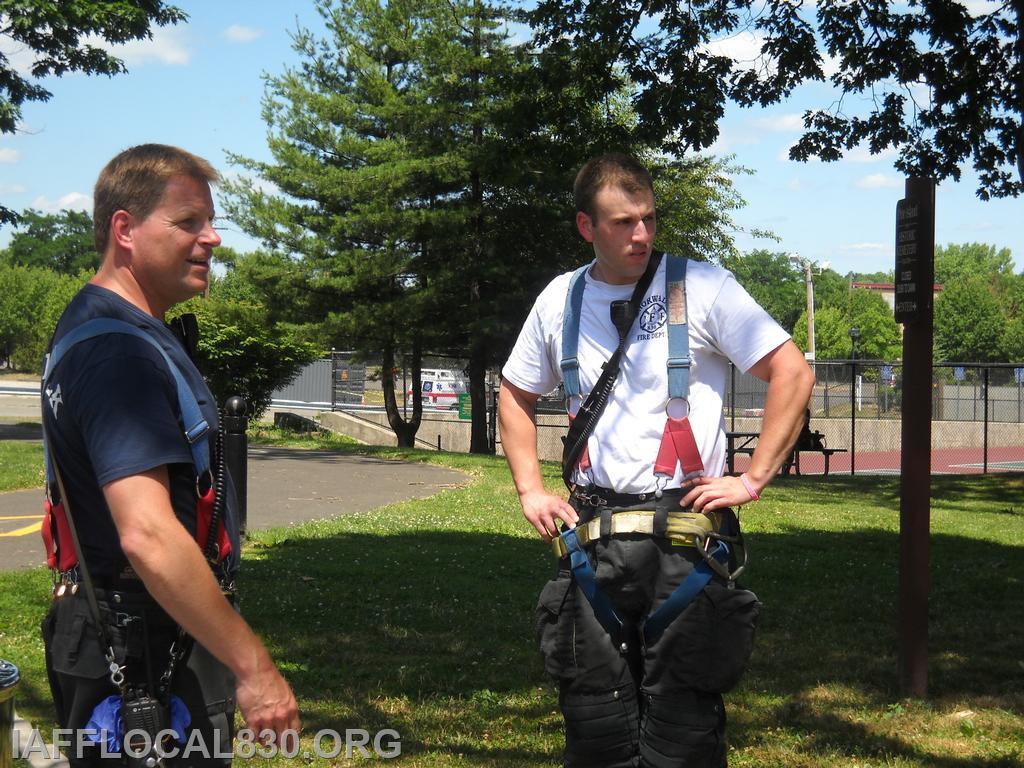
[196,486,232,562]
[654,415,704,479]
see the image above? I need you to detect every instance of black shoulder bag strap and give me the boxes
[561,251,664,489]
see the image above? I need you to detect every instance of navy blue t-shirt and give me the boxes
[42,284,240,580]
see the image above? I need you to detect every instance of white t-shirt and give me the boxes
[502,256,790,492]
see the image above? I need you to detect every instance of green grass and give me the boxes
[1,430,1021,766]
[0,438,43,491]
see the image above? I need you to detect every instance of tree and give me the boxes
[720,250,803,331]
[226,0,756,451]
[1,208,98,273]
[526,1,1024,200]
[792,288,900,360]
[170,273,322,421]
[0,1,187,223]
[934,278,1006,362]
[1003,315,1024,361]
[935,242,1017,309]
[0,264,88,370]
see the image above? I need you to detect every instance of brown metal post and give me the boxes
[897,177,935,698]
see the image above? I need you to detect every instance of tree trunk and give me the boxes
[382,338,422,448]
[468,342,491,453]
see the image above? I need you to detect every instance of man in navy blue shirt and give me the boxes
[41,144,299,765]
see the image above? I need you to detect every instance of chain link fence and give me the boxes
[273,355,1024,474]
[725,360,1024,475]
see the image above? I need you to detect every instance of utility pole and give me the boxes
[789,254,820,364]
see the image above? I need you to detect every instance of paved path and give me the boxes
[0,442,467,571]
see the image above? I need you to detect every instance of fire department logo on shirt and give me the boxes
[638,296,667,335]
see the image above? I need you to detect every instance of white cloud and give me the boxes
[855,173,901,189]
[0,182,25,194]
[846,145,898,164]
[754,113,804,132]
[821,53,842,79]
[31,192,92,213]
[224,25,264,44]
[959,0,996,17]
[0,35,37,76]
[90,26,192,67]
[0,148,20,163]
[701,32,770,72]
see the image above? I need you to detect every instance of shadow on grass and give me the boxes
[240,529,558,764]
[235,521,1022,765]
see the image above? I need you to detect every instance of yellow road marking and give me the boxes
[0,521,42,537]
[0,515,41,520]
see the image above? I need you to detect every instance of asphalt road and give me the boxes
[0,422,467,571]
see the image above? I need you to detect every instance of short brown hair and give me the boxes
[573,153,654,221]
[93,144,219,253]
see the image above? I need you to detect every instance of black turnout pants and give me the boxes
[535,507,759,768]
[42,587,236,767]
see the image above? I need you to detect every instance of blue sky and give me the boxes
[1,0,1021,278]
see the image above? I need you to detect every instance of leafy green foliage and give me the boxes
[0,0,187,222]
[1,208,98,273]
[0,264,88,370]
[934,278,1007,363]
[721,250,804,331]
[526,1,1024,199]
[170,273,322,421]
[792,288,900,360]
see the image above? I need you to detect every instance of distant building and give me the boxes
[851,281,944,312]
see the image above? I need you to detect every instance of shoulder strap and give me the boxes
[560,264,590,399]
[665,255,690,401]
[43,318,211,482]
[562,255,692,401]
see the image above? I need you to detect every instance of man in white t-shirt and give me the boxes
[499,154,813,767]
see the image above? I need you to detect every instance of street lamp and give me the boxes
[849,326,860,360]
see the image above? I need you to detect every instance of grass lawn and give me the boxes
[0,437,43,492]
[1,427,1021,766]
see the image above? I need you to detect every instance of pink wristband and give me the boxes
[740,473,760,501]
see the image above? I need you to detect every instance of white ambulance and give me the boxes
[407,369,468,409]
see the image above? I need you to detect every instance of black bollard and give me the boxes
[223,396,249,537]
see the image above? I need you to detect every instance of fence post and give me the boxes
[729,364,736,432]
[223,396,249,537]
[0,660,19,768]
[850,360,857,475]
[983,367,989,473]
[330,350,337,412]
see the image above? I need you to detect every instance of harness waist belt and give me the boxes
[552,510,718,559]
[572,486,685,509]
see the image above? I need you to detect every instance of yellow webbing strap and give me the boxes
[551,510,719,558]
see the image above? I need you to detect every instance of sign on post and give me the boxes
[457,393,472,420]
[895,199,928,323]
